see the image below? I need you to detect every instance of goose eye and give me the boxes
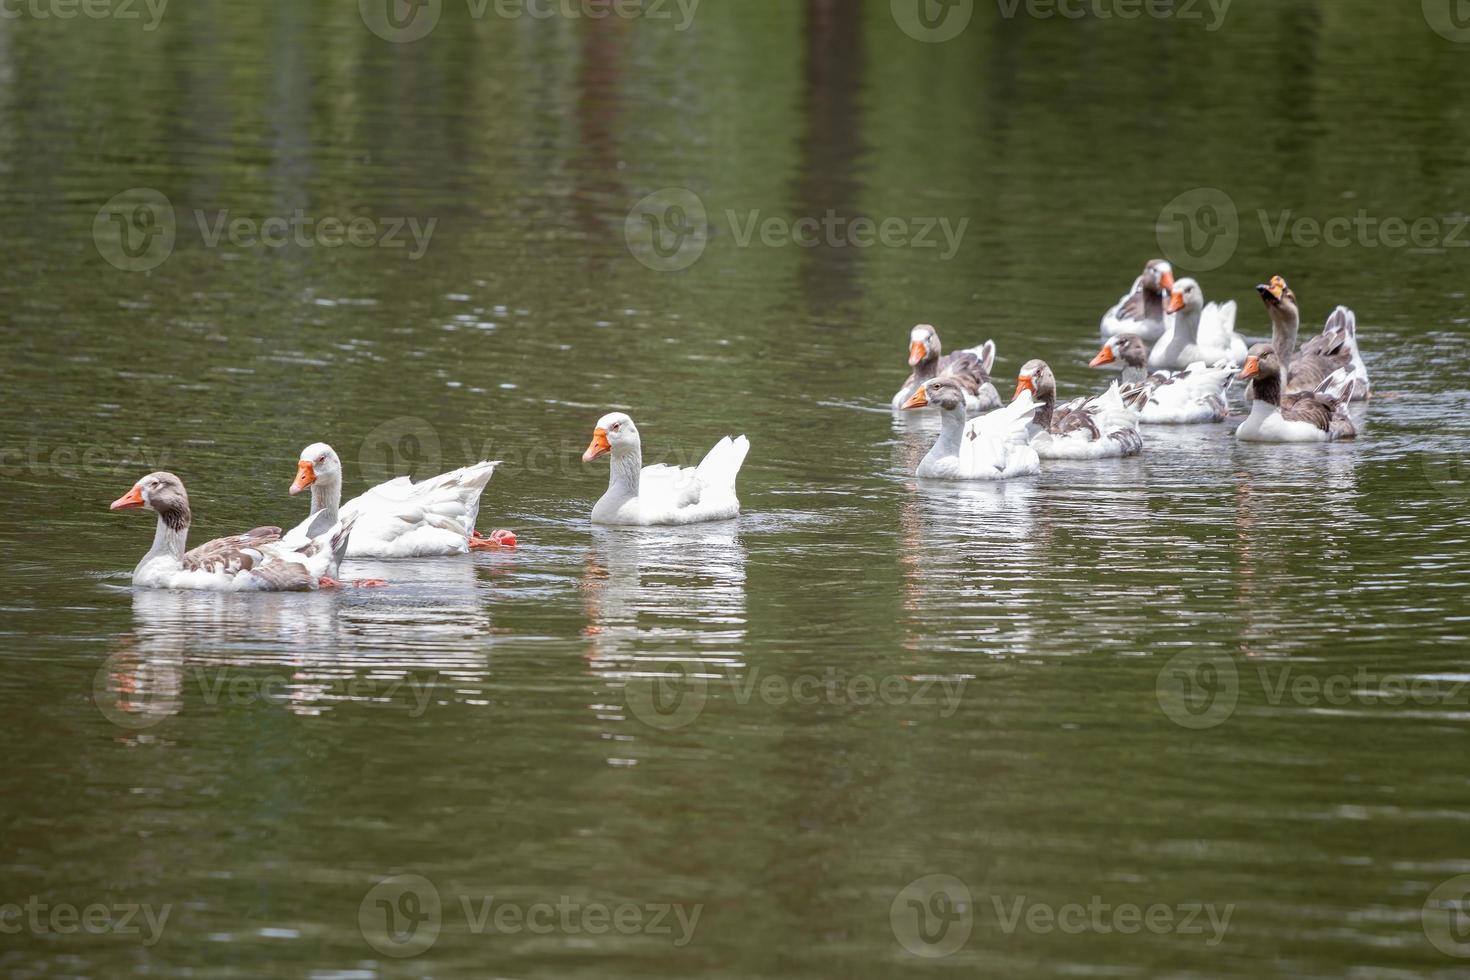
[317,455,327,464]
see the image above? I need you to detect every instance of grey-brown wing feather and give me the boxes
[182,526,283,575]
[1281,394,1355,439]
[936,350,993,395]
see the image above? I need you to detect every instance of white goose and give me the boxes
[1149,278,1246,370]
[582,413,749,526]
[900,377,1040,481]
[1100,259,1175,342]
[1014,360,1143,460]
[285,444,508,558]
[1236,344,1357,443]
[111,472,355,591]
[1091,333,1234,425]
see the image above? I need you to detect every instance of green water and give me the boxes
[3,1,1470,976]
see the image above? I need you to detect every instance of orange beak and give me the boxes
[901,387,929,410]
[110,485,145,511]
[1239,356,1260,380]
[1089,344,1116,369]
[582,428,611,463]
[1014,376,1036,400]
[1265,276,1286,301]
[290,460,316,496]
[1159,269,1175,292]
[1166,290,1186,314]
[908,340,928,367]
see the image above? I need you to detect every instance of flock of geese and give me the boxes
[109,262,1370,593]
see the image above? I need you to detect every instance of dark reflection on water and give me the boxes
[3,1,1470,977]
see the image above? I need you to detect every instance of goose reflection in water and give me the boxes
[581,523,747,736]
[897,478,1043,658]
[97,559,499,727]
[1231,442,1364,658]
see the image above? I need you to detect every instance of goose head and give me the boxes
[1238,343,1283,385]
[583,413,638,463]
[1142,258,1176,295]
[1090,333,1148,371]
[291,442,342,495]
[1014,359,1057,401]
[1257,275,1300,363]
[901,377,967,413]
[907,324,942,367]
[110,472,192,530]
[1166,277,1206,316]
